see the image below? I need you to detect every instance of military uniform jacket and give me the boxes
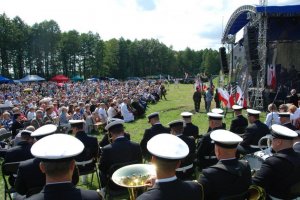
[196,126,223,170]
[283,122,297,131]
[140,124,169,161]
[15,158,79,197]
[230,115,248,135]
[240,120,270,147]
[99,137,142,188]
[4,141,33,163]
[183,123,199,139]
[199,159,251,199]
[26,182,101,200]
[136,178,203,200]
[253,148,300,199]
[75,131,98,163]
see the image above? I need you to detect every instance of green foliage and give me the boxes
[0,14,221,79]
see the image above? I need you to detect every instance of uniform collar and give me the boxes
[155,176,177,183]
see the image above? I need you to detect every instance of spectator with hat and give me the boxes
[26,134,101,200]
[136,134,203,200]
[181,112,199,139]
[278,112,296,130]
[99,119,142,191]
[198,130,251,199]
[140,112,169,162]
[168,119,195,180]
[230,105,248,135]
[15,124,79,197]
[238,109,270,154]
[43,106,55,125]
[196,112,224,170]
[253,124,300,199]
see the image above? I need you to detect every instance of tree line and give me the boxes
[0,13,221,80]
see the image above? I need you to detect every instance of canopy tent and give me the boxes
[0,75,13,83]
[19,75,45,82]
[71,75,84,82]
[87,78,99,82]
[50,75,69,83]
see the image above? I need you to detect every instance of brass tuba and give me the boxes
[112,164,156,200]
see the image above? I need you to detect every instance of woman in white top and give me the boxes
[107,102,118,119]
[265,103,280,128]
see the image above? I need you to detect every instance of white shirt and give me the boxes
[265,112,280,128]
[27,111,36,121]
[120,103,134,122]
[98,107,108,123]
[107,107,117,119]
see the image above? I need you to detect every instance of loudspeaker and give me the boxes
[246,26,260,70]
[219,47,229,74]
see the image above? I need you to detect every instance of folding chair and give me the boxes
[2,161,20,200]
[76,159,101,188]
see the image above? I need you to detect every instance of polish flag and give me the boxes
[267,64,276,89]
[217,88,230,107]
[236,85,247,108]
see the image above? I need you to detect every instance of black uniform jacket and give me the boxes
[253,148,300,199]
[4,141,33,163]
[99,137,142,188]
[140,123,169,161]
[25,182,101,200]
[240,120,270,147]
[183,123,199,139]
[283,122,297,131]
[136,178,203,200]
[230,114,248,135]
[199,158,252,199]
[15,158,79,197]
[196,126,223,170]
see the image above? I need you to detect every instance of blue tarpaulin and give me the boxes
[0,75,13,83]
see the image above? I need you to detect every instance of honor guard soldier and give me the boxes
[168,119,195,180]
[196,112,224,170]
[230,105,248,135]
[140,112,169,161]
[278,112,297,130]
[181,112,199,139]
[26,134,101,200]
[198,130,251,199]
[99,120,142,191]
[70,120,99,183]
[253,124,300,199]
[207,108,226,132]
[15,125,79,197]
[238,109,270,155]
[136,134,203,200]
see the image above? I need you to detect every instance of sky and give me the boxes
[0,0,299,51]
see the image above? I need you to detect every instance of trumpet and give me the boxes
[112,164,156,200]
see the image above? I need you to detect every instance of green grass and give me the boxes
[0,84,267,200]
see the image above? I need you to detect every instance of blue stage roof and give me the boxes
[223,5,300,43]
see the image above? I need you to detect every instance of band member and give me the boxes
[278,112,297,130]
[230,105,248,135]
[136,134,203,200]
[181,112,199,139]
[207,108,226,132]
[26,134,101,200]
[196,112,224,170]
[198,130,251,199]
[168,120,195,180]
[238,109,270,155]
[140,112,169,161]
[99,120,142,191]
[253,124,300,199]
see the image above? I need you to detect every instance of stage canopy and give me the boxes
[0,75,13,84]
[71,75,84,82]
[50,74,69,83]
[222,4,300,43]
[19,75,45,82]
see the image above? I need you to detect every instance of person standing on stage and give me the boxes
[193,87,201,113]
[181,112,199,139]
[230,105,248,135]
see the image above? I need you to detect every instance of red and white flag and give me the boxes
[236,85,247,108]
[217,88,230,108]
[267,64,276,89]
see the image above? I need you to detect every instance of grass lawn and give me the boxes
[0,84,267,199]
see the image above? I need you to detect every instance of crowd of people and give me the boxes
[0,80,299,200]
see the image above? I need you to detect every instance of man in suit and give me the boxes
[70,120,99,183]
[253,124,300,199]
[140,112,169,161]
[193,87,201,112]
[238,109,270,155]
[15,124,79,197]
[4,130,34,186]
[136,134,203,200]
[181,112,199,139]
[198,130,251,199]
[168,120,195,180]
[26,134,101,200]
[196,112,224,170]
[99,120,142,191]
[278,112,297,130]
[230,105,248,135]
